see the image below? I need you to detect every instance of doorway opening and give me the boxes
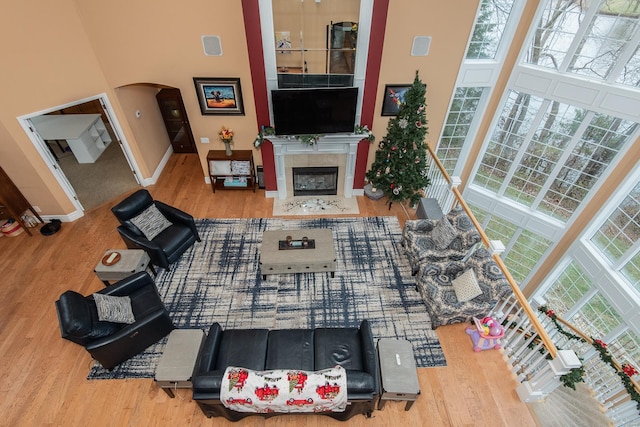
[22,94,141,215]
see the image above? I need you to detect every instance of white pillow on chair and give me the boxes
[451,268,482,302]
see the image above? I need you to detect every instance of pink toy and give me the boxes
[466,317,504,352]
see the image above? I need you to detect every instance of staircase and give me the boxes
[528,383,613,427]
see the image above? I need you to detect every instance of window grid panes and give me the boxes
[466,0,515,59]
[542,261,592,317]
[621,252,640,292]
[616,45,640,87]
[505,102,582,207]
[608,329,640,378]
[526,0,583,68]
[504,229,553,283]
[591,181,640,263]
[437,87,486,174]
[475,212,552,284]
[474,91,544,192]
[569,2,640,81]
[539,115,637,221]
[527,0,640,83]
[568,292,623,338]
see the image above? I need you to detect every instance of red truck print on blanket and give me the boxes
[316,382,341,400]
[254,384,280,401]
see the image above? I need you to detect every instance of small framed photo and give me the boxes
[193,77,245,115]
[381,84,410,116]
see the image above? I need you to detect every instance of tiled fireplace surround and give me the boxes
[268,134,365,200]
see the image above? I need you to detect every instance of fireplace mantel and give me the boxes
[268,134,365,199]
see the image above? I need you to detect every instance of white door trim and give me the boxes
[17,92,142,221]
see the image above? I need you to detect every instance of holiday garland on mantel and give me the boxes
[539,306,640,410]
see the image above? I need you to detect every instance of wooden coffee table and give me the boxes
[260,229,336,279]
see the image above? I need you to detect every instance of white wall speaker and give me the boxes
[202,35,223,56]
[411,36,431,56]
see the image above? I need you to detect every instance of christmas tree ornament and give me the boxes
[364,70,431,208]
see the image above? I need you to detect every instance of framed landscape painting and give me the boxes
[381,84,410,116]
[193,77,245,115]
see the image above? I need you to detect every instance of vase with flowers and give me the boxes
[219,126,234,156]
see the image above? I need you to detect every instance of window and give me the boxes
[466,0,516,59]
[437,87,487,174]
[543,261,592,317]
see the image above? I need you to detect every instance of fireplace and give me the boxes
[267,134,365,199]
[292,167,338,196]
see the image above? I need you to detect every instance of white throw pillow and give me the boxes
[432,218,457,250]
[93,293,135,324]
[451,268,482,302]
[130,204,172,240]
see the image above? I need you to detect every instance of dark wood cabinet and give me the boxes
[0,166,43,236]
[156,88,197,153]
[206,150,256,193]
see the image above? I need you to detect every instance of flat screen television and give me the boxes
[271,87,358,136]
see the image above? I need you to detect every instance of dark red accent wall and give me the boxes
[241,0,277,190]
[354,0,389,189]
[242,0,388,192]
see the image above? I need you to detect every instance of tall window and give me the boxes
[437,87,487,174]
[443,0,640,380]
[466,0,516,59]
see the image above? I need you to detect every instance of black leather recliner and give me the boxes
[192,320,380,421]
[111,189,201,270]
[55,272,174,370]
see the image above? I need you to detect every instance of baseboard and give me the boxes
[141,146,174,186]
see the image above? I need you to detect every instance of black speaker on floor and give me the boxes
[257,166,265,189]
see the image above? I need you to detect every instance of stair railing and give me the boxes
[533,306,640,426]
[421,145,583,402]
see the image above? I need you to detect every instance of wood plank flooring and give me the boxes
[0,153,537,426]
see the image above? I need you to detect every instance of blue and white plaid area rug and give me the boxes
[88,216,446,379]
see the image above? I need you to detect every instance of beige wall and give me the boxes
[113,85,172,178]
[0,0,511,218]
[0,1,118,215]
[368,0,480,166]
[74,0,257,180]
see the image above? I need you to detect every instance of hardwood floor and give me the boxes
[0,154,537,426]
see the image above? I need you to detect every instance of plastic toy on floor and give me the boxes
[465,316,504,352]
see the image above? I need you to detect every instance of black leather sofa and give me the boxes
[192,320,380,421]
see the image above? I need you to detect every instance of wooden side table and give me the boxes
[377,338,421,411]
[94,249,155,286]
[155,329,205,398]
[206,150,257,193]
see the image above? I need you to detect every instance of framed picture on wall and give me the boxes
[193,77,245,115]
[381,84,410,116]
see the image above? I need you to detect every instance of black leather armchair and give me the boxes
[111,189,201,270]
[55,272,174,370]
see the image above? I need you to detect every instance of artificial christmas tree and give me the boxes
[366,71,430,207]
